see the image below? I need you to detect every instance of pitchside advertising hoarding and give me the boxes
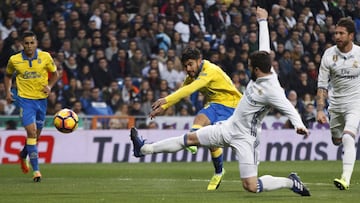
[1,129,359,164]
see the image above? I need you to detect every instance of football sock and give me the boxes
[341,133,355,185]
[257,179,263,192]
[141,135,185,154]
[258,175,292,191]
[26,138,39,171]
[20,146,28,158]
[211,148,223,174]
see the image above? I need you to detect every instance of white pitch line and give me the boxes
[115,178,333,186]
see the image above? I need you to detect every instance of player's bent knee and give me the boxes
[186,132,199,145]
[242,180,257,193]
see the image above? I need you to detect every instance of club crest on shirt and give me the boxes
[353,61,359,68]
[38,58,42,64]
[333,55,338,62]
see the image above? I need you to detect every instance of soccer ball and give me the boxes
[53,108,79,133]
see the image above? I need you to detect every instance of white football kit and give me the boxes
[196,21,306,178]
[318,44,360,138]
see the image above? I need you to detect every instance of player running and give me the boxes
[4,31,58,182]
[316,17,360,190]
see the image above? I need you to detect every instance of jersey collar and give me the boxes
[21,49,39,61]
[335,43,354,60]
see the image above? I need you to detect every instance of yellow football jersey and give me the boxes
[162,60,242,109]
[6,50,57,99]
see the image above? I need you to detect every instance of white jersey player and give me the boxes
[130,7,310,196]
[316,17,360,190]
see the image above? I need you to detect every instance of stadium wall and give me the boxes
[1,129,359,164]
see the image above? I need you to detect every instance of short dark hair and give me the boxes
[21,31,36,40]
[249,51,271,73]
[337,17,355,34]
[181,47,201,64]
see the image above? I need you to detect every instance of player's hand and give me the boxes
[296,127,310,139]
[316,111,328,124]
[5,92,14,104]
[150,98,167,119]
[43,85,51,95]
[256,7,268,20]
[149,106,165,119]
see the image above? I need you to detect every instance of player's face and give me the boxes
[183,58,201,78]
[22,36,37,57]
[335,26,353,51]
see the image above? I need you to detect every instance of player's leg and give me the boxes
[131,124,222,156]
[194,107,227,190]
[17,97,34,174]
[189,123,225,190]
[195,123,228,190]
[235,142,310,196]
[329,110,350,190]
[18,140,30,174]
[29,99,47,182]
[333,111,358,190]
[24,123,41,182]
[130,127,200,156]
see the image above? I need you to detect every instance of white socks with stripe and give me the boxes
[341,133,356,185]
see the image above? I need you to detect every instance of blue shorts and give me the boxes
[17,97,47,129]
[197,103,235,124]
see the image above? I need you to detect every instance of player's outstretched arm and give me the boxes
[256,7,270,53]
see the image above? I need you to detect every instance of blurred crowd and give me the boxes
[0,0,360,129]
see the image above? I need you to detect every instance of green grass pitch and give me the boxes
[0,161,359,203]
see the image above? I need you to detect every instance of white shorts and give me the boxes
[329,106,360,138]
[196,123,259,178]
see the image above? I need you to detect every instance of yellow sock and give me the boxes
[211,148,223,158]
[26,138,37,145]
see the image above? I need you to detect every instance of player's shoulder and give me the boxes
[9,51,22,59]
[37,50,52,58]
[352,44,360,52]
[323,45,337,56]
[202,60,223,73]
[8,51,23,63]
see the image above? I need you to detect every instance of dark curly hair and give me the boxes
[336,17,355,34]
[249,51,271,73]
[181,47,201,64]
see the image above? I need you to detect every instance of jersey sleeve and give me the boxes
[258,20,270,53]
[45,52,57,73]
[5,56,15,75]
[162,71,212,109]
[317,51,330,90]
[268,88,306,129]
[258,19,276,74]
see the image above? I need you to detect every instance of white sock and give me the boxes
[141,135,185,154]
[259,175,293,191]
[341,133,356,185]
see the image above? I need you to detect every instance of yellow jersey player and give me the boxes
[147,46,242,190]
[4,31,59,182]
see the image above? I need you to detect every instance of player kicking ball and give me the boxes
[130,7,310,196]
